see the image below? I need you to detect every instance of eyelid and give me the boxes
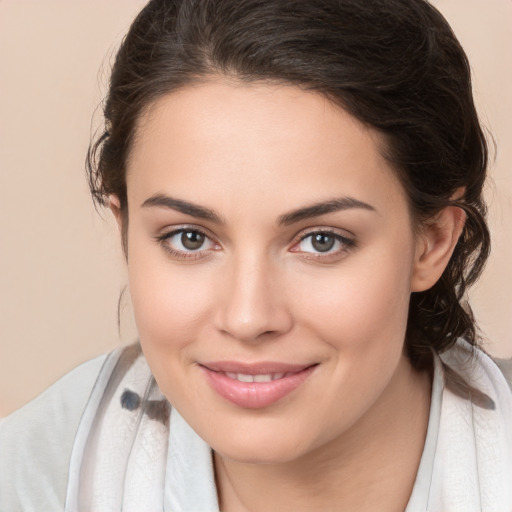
[293,226,355,245]
[155,224,220,260]
[157,223,209,238]
[289,227,356,259]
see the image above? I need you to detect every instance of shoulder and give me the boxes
[428,341,512,509]
[0,354,107,512]
[439,339,512,417]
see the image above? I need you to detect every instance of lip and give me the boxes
[199,361,317,409]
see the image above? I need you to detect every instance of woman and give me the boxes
[1,0,511,511]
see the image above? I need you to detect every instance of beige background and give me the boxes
[1,0,511,417]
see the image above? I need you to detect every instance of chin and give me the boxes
[216,445,302,466]
[208,425,313,465]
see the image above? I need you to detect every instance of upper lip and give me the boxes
[199,361,317,374]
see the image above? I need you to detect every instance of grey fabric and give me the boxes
[0,355,107,512]
[495,357,512,391]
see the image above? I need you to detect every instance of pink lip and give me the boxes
[199,361,317,409]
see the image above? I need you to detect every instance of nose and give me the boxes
[214,254,293,343]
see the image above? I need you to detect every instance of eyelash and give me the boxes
[155,226,356,261]
[291,229,356,261]
[155,226,218,261]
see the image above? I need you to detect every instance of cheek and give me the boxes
[295,244,414,356]
[127,255,218,408]
[126,235,216,356]
[283,247,415,440]
[130,272,212,343]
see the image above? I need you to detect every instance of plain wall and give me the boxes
[1,0,511,417]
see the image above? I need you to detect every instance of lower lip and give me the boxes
[200,365,316,409]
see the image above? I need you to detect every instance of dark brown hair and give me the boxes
[88,0,490,369]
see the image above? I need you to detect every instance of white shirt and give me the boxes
[1,345,511,512]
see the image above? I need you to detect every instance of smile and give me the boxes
[224,372,286,382]
[199,362,317,409]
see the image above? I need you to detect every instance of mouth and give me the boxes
[223,372,290,383]
[199,361,318,409]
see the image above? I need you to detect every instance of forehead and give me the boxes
[126,80,408,218]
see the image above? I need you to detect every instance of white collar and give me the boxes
[66,341,512,512]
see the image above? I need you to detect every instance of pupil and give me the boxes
[181,231,205,250]
[312,233,335,252]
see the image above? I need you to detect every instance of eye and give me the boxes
[175,230,207,251]
[157,227,219,259]
[291,230,355,258]
[301,233,338,253]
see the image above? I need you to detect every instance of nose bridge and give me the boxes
[215,247,291,342]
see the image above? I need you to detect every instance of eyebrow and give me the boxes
[278,197,376,225]
[141,193,376,226]
[141,194,224,224]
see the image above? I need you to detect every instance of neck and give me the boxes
[214,356,432,512]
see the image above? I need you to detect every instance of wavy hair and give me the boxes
[87,0,490,369]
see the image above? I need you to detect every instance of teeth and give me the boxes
[224,372,287,382]
[237,373,255,383]
[254,374,272,383]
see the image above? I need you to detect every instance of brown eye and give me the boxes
[159,228,216,257]
[311,233,335,252]
[292,231,355,258]
[181,230,205,250]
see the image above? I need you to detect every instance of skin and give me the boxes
[111,80,464,511]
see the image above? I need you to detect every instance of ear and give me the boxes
[108,195,129,258]
[108,195,123,233]
[410,205,466,292]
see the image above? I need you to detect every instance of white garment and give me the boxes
[1,341,511,512]
[0,355,107,511]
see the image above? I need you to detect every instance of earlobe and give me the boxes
[410,206,466,292]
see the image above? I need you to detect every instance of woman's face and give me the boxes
[123,81,423,463]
